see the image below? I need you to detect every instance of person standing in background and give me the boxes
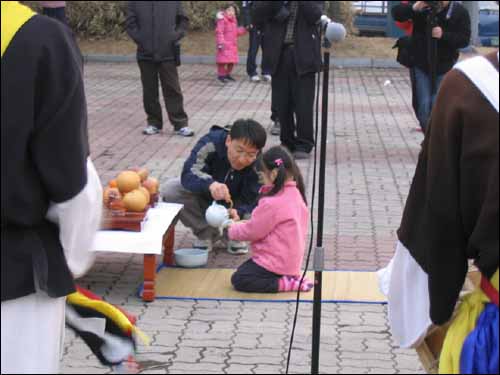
[126,1,194,137]
[392,1,471,132]
[243,1,280,135]
[215,3,248,84]
[252,1,324,160]
[242,1,272,82]
[39,1,67,24]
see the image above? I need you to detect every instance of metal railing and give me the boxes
[353,1,389,15]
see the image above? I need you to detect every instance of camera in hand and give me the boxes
[423,1,442,18]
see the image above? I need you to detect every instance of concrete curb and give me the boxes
[83,54,404,69]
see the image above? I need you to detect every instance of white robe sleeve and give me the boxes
[377,241,433,348]
[45,157,103,279]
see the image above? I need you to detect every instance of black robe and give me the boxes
[1,14,89,301]
[398,52,499,325]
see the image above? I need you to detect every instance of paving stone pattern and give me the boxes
[61,63,426,373]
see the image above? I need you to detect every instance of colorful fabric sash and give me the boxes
[439,269,499,374]
[66,286,150,366]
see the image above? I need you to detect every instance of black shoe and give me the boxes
[293,151,310,160]
[225,75,236,82]
[271,121,280,136]
[217,76,227,84]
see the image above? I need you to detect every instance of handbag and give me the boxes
[393,36,415,69]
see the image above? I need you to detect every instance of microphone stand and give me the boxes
[426,8,439,94]
[311,29,332,375]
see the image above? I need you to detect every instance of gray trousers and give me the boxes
[138,60,188,130]
[162,179,220,241]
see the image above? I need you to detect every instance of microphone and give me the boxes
[318,15,347,43]
[325,21,346,43]
[319,15,331,27]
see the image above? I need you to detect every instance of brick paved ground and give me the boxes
[61,63,426,373]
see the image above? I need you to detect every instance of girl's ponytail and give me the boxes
[260,146,307,205]
[291,162,307,205]
[266,157,287,199]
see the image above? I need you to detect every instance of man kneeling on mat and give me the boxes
[162,119,267,255]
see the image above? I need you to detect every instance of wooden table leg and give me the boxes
[143,254,156,302]
[143,217,179,302]
[163,224,176,266]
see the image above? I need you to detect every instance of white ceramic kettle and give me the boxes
[205,201,230,228]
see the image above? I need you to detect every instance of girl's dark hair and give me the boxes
[223,2,239,16]
[230,119,267,150]
[260,146,307,204]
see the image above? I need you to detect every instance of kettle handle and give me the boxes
[211,199,234,210]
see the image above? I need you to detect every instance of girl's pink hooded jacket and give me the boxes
[215,11,247,64]
[228,182,309,277]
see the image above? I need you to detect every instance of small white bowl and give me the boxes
[174,248,208,268]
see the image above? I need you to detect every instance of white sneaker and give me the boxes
[143,125,160,135]
[262,74,272,82]
[175,127,195,137]
[227,241,249,255]
[250,75,261,82]
[193,239,213,252]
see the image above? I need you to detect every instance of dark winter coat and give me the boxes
[392,1,471,75]
[252,1,324,76]
[125,1,188,62]
[181,126,261,218]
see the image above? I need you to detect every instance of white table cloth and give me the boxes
[91,203,183,254]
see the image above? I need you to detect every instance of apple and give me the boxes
[130,166,149,182]
[142,177,159,194]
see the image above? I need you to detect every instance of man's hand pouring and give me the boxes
[209,181,239,220]
[209,181,231,202]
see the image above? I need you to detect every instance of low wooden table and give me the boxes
[142,217,179,301]
[92,202,183,302]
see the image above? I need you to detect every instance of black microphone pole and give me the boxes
[311,31,332,375]
[427,10,438,94]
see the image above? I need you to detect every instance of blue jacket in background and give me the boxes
[181,126,261,217]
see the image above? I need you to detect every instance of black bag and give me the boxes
[393,36,414,68]
[174,42,181,67]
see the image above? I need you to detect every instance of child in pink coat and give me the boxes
[215,4,247,83]
[225,146,314,293]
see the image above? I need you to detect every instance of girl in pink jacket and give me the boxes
[215,4,247,83]
[226,146,314,293]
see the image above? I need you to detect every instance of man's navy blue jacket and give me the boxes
[181,126,261,217]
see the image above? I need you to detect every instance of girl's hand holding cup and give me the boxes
[228,209,240,221]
